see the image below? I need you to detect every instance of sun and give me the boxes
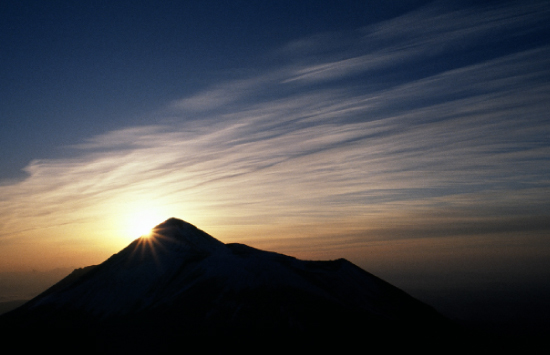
[131,219,154,238]
[127,211,164,239]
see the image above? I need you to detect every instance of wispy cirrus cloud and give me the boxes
[0,1,549,271]
[282,1,550,83]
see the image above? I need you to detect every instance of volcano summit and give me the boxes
[1,218,468,353]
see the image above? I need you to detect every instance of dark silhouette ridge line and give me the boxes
[0,217,490,353]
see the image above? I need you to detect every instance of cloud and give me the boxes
[282,1,550,84]
[0,1,549,270]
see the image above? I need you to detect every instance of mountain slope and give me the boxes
[1,218,469,353]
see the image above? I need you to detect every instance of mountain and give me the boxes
[0,218,472,353]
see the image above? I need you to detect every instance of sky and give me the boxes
[1,0,550,332]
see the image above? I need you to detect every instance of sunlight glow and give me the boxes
[127,210,165,240]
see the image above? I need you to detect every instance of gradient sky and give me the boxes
[1,1,550,327]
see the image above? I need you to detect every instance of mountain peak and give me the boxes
[0,218,466,353]
[150,217,225,252]
[153,217,194,231]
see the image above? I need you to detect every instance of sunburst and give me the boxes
[127,210,165,239]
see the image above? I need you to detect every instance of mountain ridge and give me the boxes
[0,218,474,353]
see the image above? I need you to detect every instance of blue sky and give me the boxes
[1,0,550,332]
[1,0,417,180]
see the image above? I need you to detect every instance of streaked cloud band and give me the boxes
[0,1,548,271]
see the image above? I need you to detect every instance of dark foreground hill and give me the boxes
[1,218,481,354]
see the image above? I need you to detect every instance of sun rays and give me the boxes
[120,203,174,242]
[129,228,170,270]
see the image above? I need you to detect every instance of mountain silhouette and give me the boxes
[1,218,472,354]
